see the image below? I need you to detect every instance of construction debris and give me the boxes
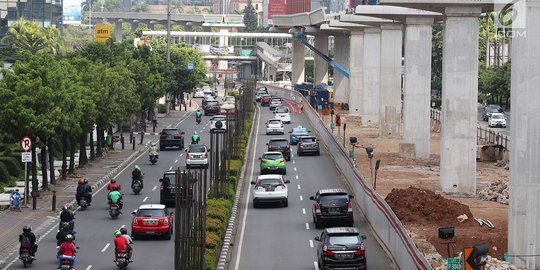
[478,179,509,205]
[457,214,469,223]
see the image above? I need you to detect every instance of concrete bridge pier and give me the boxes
[361,28,381,126]
[348,30,364,117]
[313,33,329,86]
[292,39,306,84]
[332,34,350,105]
[379,23,402,137]
[509,1,540,268]
[114,20,123,42]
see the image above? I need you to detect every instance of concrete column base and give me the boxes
[399,143,416,159]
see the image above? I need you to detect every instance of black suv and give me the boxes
[315,227,367,270]
[482,104,503,121]
[159,128,185,150]
[310,188,354,228]
[159,170,193,206]
[267,138,291,161]
[297,136,320,156]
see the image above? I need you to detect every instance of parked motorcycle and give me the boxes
[114,250,130,269]
[19,247,34,268]
[109,203,121,219]
[149,154,158,165]
[132,180,142,195]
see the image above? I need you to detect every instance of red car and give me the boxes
[131,204,173,240]
[260,95,271,106]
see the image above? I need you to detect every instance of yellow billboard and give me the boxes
[95,25,112,43]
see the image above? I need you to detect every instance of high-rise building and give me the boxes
[0,0,63,37]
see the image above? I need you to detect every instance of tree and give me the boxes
[1,18,64,56]
[431,22,443,92]
[243,0,258,32]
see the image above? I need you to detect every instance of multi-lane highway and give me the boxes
[230,102,395,270]
[6,103,210,270]
[477,106,510,136]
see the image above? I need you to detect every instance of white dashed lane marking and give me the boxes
[152,186,157,191]
[305,223,310,230]
[101,243,110,253]
[299,196,303,201]
[143,197,148,202]
[295,175,299,180]
[302,208,306,215]
[309,240,314,248]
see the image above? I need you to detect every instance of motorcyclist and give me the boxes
[149,142,159,161]
[195,109,202,123]
[57,234,76,268]
[56,222,76,247]
[108,186,123,211]
[191,132,200,144]
[107,179,121,192]
[19,225,37,258]
[59,204,75,232]
[131,165,143,189]
[114,230,133,263]
[76,178,92,206]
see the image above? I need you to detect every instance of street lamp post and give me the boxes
[365,147,374,187]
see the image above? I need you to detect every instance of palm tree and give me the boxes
[2,18,64,55]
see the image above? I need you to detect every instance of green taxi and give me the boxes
[259,151,287,175]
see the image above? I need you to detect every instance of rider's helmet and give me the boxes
[112,186,119,191]
[63,204,72,211]
[134,165,140,171]
[111,179,116,183]
[114,230,122,237]
[23,225,32,233]
[65,234,74,242]
[151,142,156,147]
[120,228,128,235]
[83,178,89,184]
[197,109,201,112]
[78,178,84,185]
[194,131,198,135]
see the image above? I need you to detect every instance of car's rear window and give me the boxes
[293,131,308,136]
[268,120,281,124]
[269,140,288,146]
[189,145,206,153]
[263,153,283,160]
[327,234,360,245]
[301,137,316,143]
[213,116,226,121]
[276,108,289,113]
[319,194,349,204]
[137,209,166,217]
[163,129,179,135]
[207,101,219,106]
[258,178,282,187]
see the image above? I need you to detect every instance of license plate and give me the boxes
[328,208,340,214]
[265,188,275,192]
[144,220,157,225]
[270,166,278,170]
[193,155,201,158]
[337,253,353,260]
[110,206,118,209]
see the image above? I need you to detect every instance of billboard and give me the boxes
[268,0,286,19]
[63,0,82,25]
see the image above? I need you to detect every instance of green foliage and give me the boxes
[229,159,242,177]
[243,0,259,32]
[205,231,221,250]
[205,253,216,270]
[0,156,22,178]
[431,22,443,91]
[479,60,511,105]
[2,18,64,56]
[0,162,12,184]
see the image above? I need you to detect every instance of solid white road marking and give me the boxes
[309,240,314,248]
[295,175,299,180]
[234,106,260,270]
[302,208,306,215]
[143,197,148,202]
[101,243,110,252]
[169,166,173,170]
[86,265,93,270]
[300,196,303,201]
[294,167,297,171]
[305,223,310,230]
[152,186,157,191]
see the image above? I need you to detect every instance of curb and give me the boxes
[216,107,258,270]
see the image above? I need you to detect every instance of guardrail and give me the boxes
[261,83,431,270]
[430,109,510,150]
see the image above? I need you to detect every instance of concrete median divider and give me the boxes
[261,83,432,270]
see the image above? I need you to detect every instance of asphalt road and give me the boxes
[477,106,510,136]
[5,101,214,270]
[230,102,395,270]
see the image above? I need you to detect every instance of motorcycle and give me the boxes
[109,203,121,219]
[59,257,75,270]
[132,180,142,195]
[196,116,201,124]
[149,154,158,165]
[114,250,130,269]
[19,247,34,268]
[58,221,75,233]
[79,197,88,210]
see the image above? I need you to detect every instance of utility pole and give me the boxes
[166,0,171,64]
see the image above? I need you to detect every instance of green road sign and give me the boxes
[447,258,461,270]
[239,50,253,56]
[330,123,335,130]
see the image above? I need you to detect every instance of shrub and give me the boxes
[205,231,221,250]
[229,159,242,176]
[0,156,22,178]
[158,103,166,113]
[206,217,225,235]
[0,163,12,184]
[205,254,216,270]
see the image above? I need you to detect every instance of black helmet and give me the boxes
[23,225,31,233]
[120,228,128,235]
[83,178,89,184]
[111,179,116,183]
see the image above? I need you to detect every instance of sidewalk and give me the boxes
[0,107,193,266]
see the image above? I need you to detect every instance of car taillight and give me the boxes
[163,218,169,225]
[205,152,208,158]
[133,218,139,226]
[283,146,290,151]
[174,134,181,139]
[279,160,284,163]
[261,160,267,163]
[281,124,283,128]
[315,203,321,214]
[348,202,353,212]
[266,124,269,128]
[298,142,303,147]
[160,184,164,191]
[322,244,334,256]
[160,134,166,139]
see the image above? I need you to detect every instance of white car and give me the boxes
[194,90,205,98]
[488,113,507,128]
[269,98,282,110]
[251,175,290,208]
[210,115,227,132]
[274,107,291,124]
[185,144,209,169]
[203,89,213,97]
[266,119,284,135]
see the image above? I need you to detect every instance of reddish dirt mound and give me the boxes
[385,187,474,226]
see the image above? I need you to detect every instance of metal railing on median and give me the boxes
[430,108,510,151]
[263,83,432,270]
